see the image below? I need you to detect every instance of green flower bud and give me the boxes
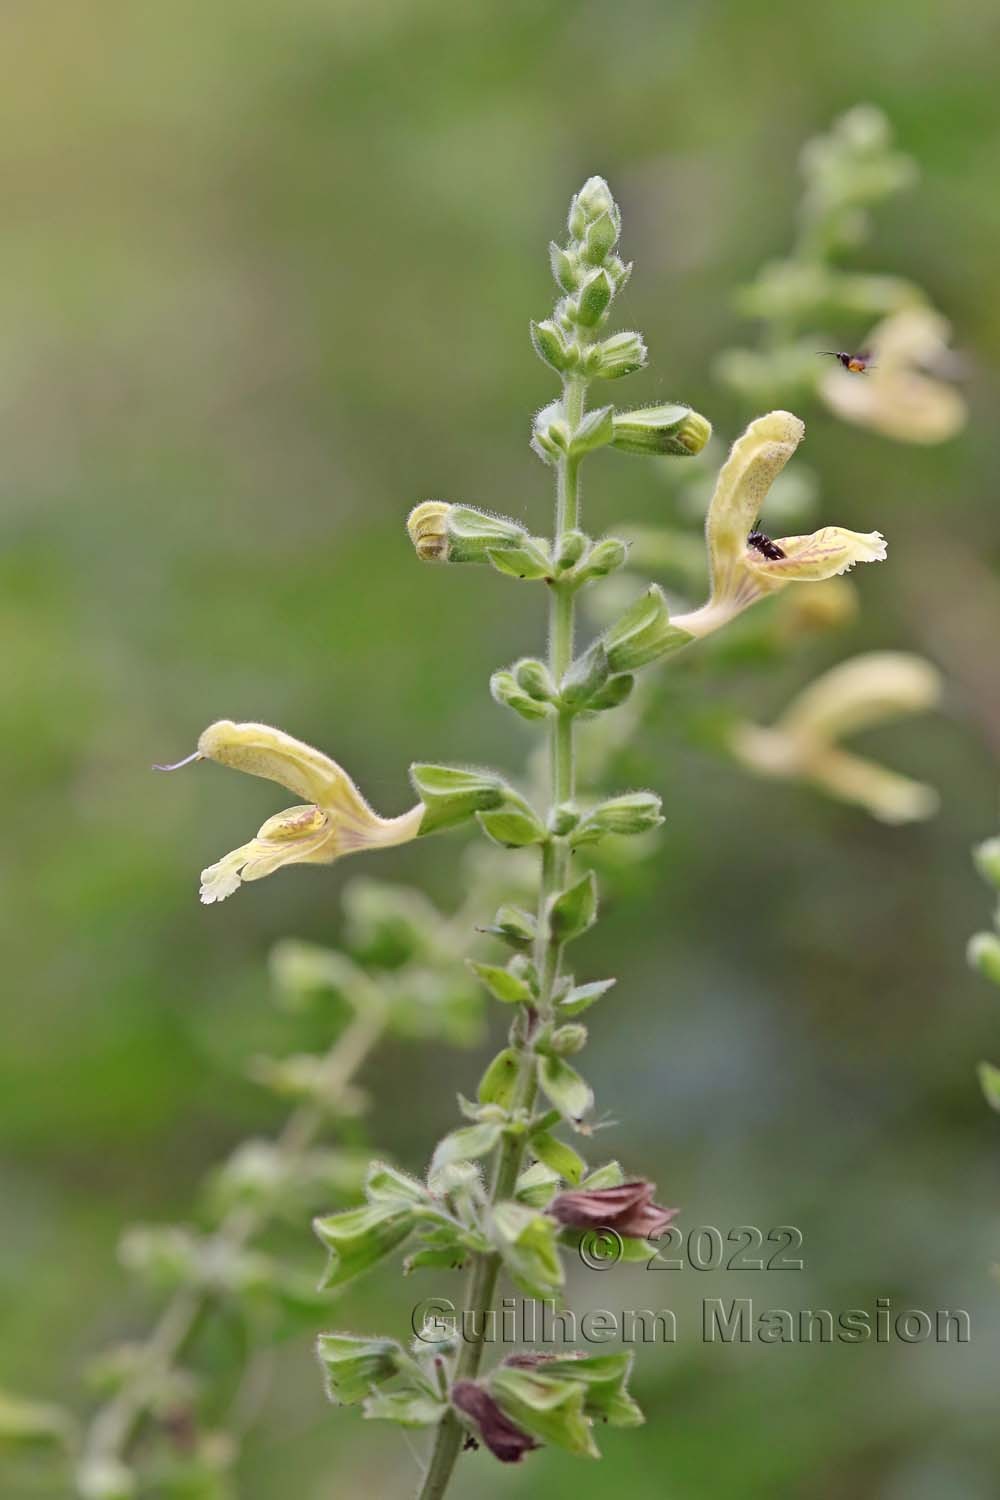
[611,403,713,457]
[585,330,648,380]
[480,904,537,950]
[560,642,610,710]
[530,318,578,373]
[605,253,632,290]
[973,836,1000,889]
[491,669,554,721]
[568,176,619,238]
[586,673,635,711]
[578,791,664,839]
[554,530,589,570]
[550,1023,588,1056]
[603,585,692,672]
[968,932,1000,987]
[549,802,581,837]
[478,1047,522,1109]
[407,501,527,563]
[549,241,580,292]
[573,268,614,326]
[576,535,628,580]
[316,1334,401,1407]
[514,1161,561,1208]
[538,1055,594,1124]
[568,405,614,458]
[979,1061,1000,1112]
[409,763,507,834]
[514,657,556,701]
[489,1202,564,1299]
[530,399,569,465]
[581,211,619,266]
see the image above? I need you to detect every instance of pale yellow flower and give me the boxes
[673,411,886,641]
[730,652,941,824]
[819,308,966,444]
[157,721,423,904]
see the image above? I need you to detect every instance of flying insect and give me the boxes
[818,350,875,374]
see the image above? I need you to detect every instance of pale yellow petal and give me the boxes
[745,527,886,586]
[200,804,337,905]
[705,411,805,595]
[807,747,940,824]
[197,721,372,819]
[778,652,941,743]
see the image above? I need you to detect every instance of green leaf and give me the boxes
[313,1204,415,1290]
[537,1055,594,1123]
[467,961,533,1004]
[478,1048,522,1109]
[557,978,616,1017]
[430,1122,503,1176]
[531,1131,586,1184]
[548,870,598,943]
[315,1334,401,1406]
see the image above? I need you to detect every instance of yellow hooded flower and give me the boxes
[819,308,966,444]
[672,411,886,641]
[730,652,941,824]
[157,721,424,904]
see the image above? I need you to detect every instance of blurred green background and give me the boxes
[3,1,1000,1496]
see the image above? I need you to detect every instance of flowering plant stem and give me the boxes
[415,374,586,1500]
[78,1003,386,1489]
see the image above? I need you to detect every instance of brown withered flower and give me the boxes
[549,1180,675,1239]
[450,1381,540,1464]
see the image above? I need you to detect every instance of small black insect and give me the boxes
[818,349,876,373]
[747,524,786,561]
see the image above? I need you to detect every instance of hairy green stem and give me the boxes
[78,1005,385,1491]
[416,374,584,1500]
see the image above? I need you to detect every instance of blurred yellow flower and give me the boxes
[158,721,423,904]
[819,308,966,444]
[730,652,942,824]
[673,411,886,641]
